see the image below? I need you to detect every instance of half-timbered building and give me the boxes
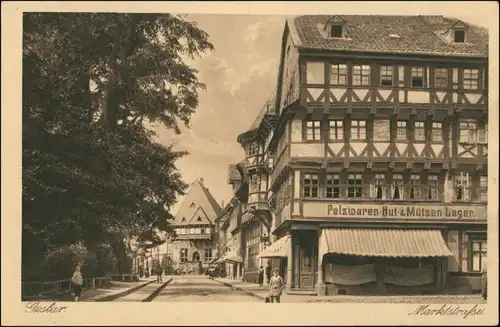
[241,15,489,296]
[163,178,221,274]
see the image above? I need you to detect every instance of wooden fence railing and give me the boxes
[22,277,112,300]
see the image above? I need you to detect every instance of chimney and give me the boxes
[200,177,204,184]
[221,200,224,209]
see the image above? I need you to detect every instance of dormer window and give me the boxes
[181,217,187,222]
[190,202,195,207]
[330,24,343,38]
[453,29,466,43]
[323,15,347,39]
[197,217,202,222]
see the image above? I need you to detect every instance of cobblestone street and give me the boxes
[151,275,260,302]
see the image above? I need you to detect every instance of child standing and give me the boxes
[71,264,84,302]
[268,268,285,303]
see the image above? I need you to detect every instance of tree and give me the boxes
[22,13,214,279]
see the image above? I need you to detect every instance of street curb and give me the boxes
[93,280,156,302]
[215,279,266,300]
[142,278,173,302]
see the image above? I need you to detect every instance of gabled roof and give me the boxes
[188,206,212,225]
[173,179,220,226]
[290,15,488,58]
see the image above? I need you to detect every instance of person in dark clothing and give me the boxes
[155,265,163,283]
[258,266,264,287]
[265,262,272,285]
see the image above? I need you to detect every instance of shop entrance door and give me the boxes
[293,231,317,290]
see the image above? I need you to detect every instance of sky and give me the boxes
[151,12,492,215]
[152,14,290,213]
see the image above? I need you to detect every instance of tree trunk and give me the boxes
[110,233,132,274]
[84,242,99,278]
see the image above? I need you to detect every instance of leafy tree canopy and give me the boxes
[22,13,214,277]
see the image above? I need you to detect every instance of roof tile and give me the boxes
[293,15,488,58]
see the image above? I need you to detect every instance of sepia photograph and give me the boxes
[2,1,498,326]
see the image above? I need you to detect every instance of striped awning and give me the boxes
[258,236,290,258]
[220,249,243,263]
[321,228,453,258]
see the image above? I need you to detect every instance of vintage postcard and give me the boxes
[1,1,498,325]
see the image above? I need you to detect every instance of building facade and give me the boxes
[238,15,488,296]
[158,178,221,274]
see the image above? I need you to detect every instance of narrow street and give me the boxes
[150,275,260,302]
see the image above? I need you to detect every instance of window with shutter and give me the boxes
[392,174,404,200]
[428,175,440,200]
[454,173,471,202]
[410,175,421,200]
[371,174,386,199]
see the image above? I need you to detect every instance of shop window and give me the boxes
[329,120,344,140]
[479,176,487,202]
[463,69,479,90]
[454,172,471,202]
[409,175,421,200]
[350,120,366,140]
[180,248,188,263]
[411,67,426,88]
[380,65,393,86]
[330,64,348,85]
[427,175,440,200]
[303,173,319,198]
[326,174,340,199]
[389,257,434,269]
[392,174,404,200]
[370,173,386,200]
[353,65,371,86]
[348,174,363,199]
[432,122,443,142]
[459,121,477,144]
[396,121,407,141]
[434,68,449,89]
[305,120,321,141]
[469,240,487,272]
[414,121,426,142]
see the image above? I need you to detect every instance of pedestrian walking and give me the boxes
[71,264,84,302]
[481,264,487,300]
[265,261,272,284]
[258,266,264,287]
[155,265,163,283]
[268,268,285,303]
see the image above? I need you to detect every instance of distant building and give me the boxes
[156,178,221,274]
[236,15,488,296]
